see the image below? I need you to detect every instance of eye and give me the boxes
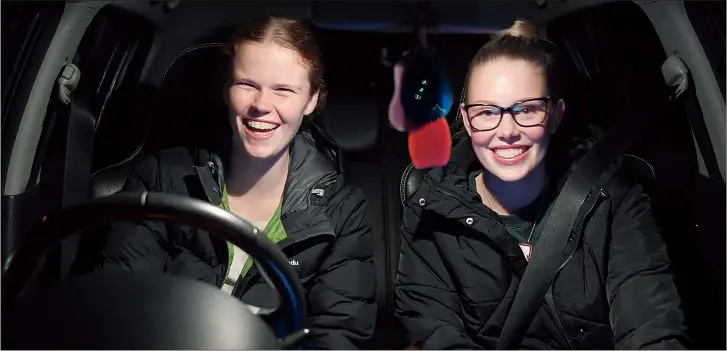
[513,105,538,115]
[276,88,295,93]
[236,81,255,89]
[483,109,499,117]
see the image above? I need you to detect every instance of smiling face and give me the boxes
[461,58,564,182]
[226,41,319,159]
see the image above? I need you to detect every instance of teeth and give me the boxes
[495,148,525,159]
[245,120,278,131]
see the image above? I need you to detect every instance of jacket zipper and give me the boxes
[545,189,609,349]
[426,180,542,341]
[391,180,474,332]
[546,287,574,349]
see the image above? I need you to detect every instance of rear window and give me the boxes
[314,28,489,122]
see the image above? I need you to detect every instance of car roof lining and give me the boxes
[114,0,616,85]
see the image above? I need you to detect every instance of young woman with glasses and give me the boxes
[395,20,688,349]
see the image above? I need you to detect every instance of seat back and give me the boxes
[89,42,229,198]
[317,74,394,351]
[148,42,231,154]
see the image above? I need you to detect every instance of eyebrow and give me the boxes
[469,97,541,106]
[234,76,257,84]
[469,100,498,105]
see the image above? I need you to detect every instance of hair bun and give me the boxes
[502,20,539,40]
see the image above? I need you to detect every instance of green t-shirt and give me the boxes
[219,186,287,278]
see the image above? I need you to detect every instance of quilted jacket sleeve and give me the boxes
[306,186,377,349]
[607,183,689,349]
[93,155,171,272]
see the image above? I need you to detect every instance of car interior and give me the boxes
[2,0,725,349]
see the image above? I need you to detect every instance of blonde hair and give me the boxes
[499,20,540,40]
[466,19,559,96]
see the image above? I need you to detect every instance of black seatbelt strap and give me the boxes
[59,97,97,276]
[496,110,649,349]
[678,74,723,182]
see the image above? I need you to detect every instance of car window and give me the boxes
[547,1,698,170]
[314,29,488,123]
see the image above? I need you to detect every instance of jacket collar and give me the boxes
[280,124,342,214]
[423,136,483,202]
[191,123,343,215]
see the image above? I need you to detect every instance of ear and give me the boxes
[460,103,473,137]
[549,98,566,134]
[303,89,320,116]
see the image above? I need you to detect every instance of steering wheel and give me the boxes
[2,192,308,350]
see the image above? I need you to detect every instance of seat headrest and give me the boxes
[399,163,428,207]
[150,43,231,153]
[319,90,380,152]
[624,154,656,180]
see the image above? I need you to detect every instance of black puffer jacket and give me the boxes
[82,127,376,349]
[395,137,688,349]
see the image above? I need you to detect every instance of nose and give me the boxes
[249,90,272,117]
[496,112,520,142]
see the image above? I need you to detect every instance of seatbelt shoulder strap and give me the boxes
[60,97,97,277]
[496,110,648,349]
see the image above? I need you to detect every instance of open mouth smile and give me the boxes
[243,119,281,133]
[490,146,531,165]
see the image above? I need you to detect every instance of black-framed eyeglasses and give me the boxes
[464,97,554,132]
